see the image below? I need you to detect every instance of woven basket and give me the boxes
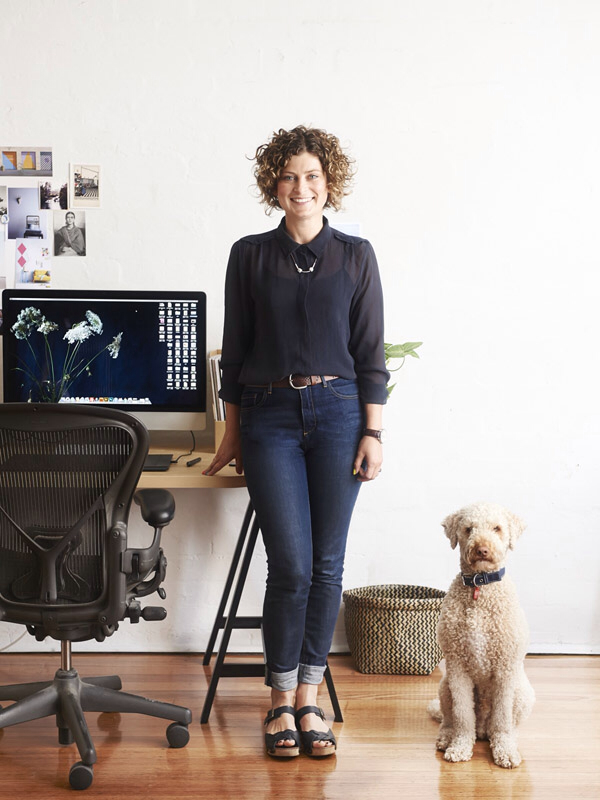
[343,584,446,675]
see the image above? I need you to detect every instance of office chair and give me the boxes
[0,404,191,790]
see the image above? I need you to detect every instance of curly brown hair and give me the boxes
[253,125,355,214]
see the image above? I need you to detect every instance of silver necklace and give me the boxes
[290,252,317,273]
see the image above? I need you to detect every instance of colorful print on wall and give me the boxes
[0,147,52,176]
[14,239,52,287]
[53,210,86,257]
[69,164,100,208]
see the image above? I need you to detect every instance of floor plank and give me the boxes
[0,653,597,798]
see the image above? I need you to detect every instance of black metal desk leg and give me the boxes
[201,516,261,723]
[324,663,343,723]
[202,501,254,665]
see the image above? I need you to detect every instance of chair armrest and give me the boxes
[133,489,175,528]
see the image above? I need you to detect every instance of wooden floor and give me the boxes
[0,653,597,798]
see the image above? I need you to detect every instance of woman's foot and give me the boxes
[264,689,299,757]
[295,683,336,754]
[295,706,337,756]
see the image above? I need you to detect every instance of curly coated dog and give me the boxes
[429,503,535,768]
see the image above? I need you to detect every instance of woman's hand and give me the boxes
[203,402,243,476]
[203,428,243,475]
[353,435,383,482]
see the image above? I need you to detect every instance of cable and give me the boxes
[0,630,28,652]
[171,430,196,463]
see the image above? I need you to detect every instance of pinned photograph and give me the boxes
[53,210,86,256]
[39,181,68,210]
[70,164,100,208]
[14,239,52,286]
[1,147,52,176]
[0,185,7,216]
[7,188,48,240]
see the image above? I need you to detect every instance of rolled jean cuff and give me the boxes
[265,666,299,691]
[298,663,326,685]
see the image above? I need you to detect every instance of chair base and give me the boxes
[0,667,192,789]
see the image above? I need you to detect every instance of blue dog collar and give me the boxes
[461,567,506,588]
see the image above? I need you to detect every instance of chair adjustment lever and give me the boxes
[126,601,167,623]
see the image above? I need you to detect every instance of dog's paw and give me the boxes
[490,736,522,768]
[435,728,452,751]
[443,737,474,763]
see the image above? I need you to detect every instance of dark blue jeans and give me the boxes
[240,378,363,691]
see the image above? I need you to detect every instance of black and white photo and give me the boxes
[53,210,86,257]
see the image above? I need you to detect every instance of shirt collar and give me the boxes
[275,216,332,259]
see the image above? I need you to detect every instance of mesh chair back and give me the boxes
[0,404,148,638]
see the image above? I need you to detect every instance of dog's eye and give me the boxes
[494,525,501,533]
[465,526,473,534]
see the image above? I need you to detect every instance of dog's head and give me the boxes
[442,503,526,573]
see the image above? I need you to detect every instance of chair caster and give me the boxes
[166,722,190,748]
[69,761,94,790]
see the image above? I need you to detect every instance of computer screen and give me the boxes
[1,289,207,431]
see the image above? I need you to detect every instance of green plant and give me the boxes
[11,306,123,403]
[385,341,422,396]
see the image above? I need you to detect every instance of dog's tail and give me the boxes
[427,698,442,722]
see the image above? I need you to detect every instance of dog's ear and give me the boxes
[442,512,461,549]
[506,511,526,549]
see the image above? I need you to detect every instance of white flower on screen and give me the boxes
[64,322,93,344]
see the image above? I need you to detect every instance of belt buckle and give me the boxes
[289,374,309,389]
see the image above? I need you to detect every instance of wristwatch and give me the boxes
[362,428,386,443]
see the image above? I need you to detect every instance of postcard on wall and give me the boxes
[53,210,86,256]
[1,147,52,176]
[0,185,7,216]
[7,188,48,240]
[39,180,68,210]
[69,164,100,208]
[14,239,52,287]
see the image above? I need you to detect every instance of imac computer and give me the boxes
[1,289,207,432]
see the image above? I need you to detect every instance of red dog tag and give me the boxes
[473,587,481,600]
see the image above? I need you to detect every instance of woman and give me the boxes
[55,211,85,256]
[204,126,389,758]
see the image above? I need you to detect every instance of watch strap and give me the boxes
[362,428,383,442]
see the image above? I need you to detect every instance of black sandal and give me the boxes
[264,705,300,758]
[295,705,337,757]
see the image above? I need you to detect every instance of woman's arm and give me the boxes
[353,402,384,482]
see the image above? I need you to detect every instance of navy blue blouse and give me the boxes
[219,217,389,405]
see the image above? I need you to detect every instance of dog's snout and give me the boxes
[476,546,490,559]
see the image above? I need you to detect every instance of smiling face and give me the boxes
[276,151,328,233]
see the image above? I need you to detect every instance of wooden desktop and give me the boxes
[137,421,245,490]
[136,446,245,490]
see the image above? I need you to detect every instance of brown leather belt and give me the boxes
[270,374,339,389]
